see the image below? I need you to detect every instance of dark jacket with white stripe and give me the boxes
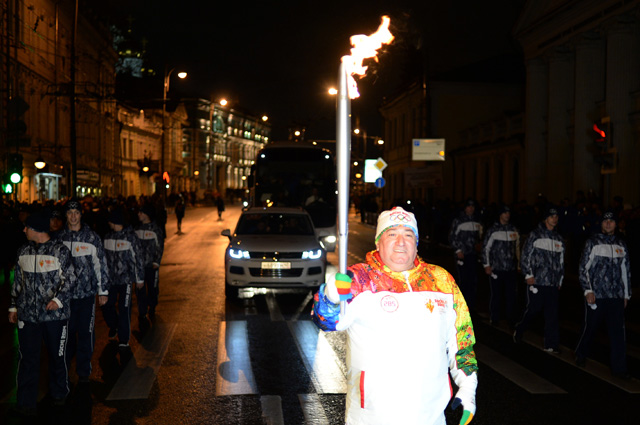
[10,238,75,322]
[579,232,631,299]
[103,227,144,286]
[449,213,482,256]
[135,222,164,268]
[482,222,519,272]
[57,224,110,299]
[520,222,565,287]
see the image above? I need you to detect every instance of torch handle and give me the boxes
[336,61,351,319]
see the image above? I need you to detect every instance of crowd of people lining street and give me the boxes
[1,193,171,419]
[0,188,637,420]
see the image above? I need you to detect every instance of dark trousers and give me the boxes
[17,320,69,408]
[101,283,132,345]
[455,253,478,312]
[575,298,627,374]
[136,265,159,317]
[515,285,559,349]
[67,296,96,379]
[489,270,518,325]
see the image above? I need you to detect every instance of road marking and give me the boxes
[299,393,330,424]
[491,320,640,393]
[288,321,346,394]
[266,292,285,321]
[290,291,314,322]
[106,323,177,400]
[474,343,567,394]
[260,395,284,425]
[216,320,258,395]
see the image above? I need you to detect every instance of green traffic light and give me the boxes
[9,172,21,184]
[2,183,12,194]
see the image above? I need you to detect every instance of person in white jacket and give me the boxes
[312,207,478,425]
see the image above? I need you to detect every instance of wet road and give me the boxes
[1,204,639,424]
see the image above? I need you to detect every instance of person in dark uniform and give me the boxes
[575,209,632,378]
[514,206,565,353]
[482,204,520,327]
[101,209,144,356]
[8,211,75,416]
[449,198,483,312]
[135,204,164,321]
[57,199,110,385]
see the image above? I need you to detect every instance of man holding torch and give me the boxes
[312,206,478,425]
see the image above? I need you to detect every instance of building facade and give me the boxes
[1,0,119,201]
[515,0,640,206]
[183,99,270,200]
[378,80,523,208]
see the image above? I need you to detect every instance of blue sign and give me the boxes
[375,177,385,188]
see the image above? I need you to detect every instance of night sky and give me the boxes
[103,0,525,140]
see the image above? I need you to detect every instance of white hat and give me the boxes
[375,207,419,243]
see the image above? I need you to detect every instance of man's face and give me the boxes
[138,211,149,223]
[24,226,37,242]
[66,209,81,228]
[602,219,616,235]
[499,211,510,225]
[545,214,558,230]
[376,225,417,272]
[465,205,475,216]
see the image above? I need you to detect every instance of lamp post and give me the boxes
[161,66,187,200]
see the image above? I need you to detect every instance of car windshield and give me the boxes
[236,213,315,236]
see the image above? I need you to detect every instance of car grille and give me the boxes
[249,268,304,277]
[249,252,302,260]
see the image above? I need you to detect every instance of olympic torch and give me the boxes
[336,16,394,317]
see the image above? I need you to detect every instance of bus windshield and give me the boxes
[253,145,337,229]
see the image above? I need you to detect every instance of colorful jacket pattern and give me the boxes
[312,251,478,424]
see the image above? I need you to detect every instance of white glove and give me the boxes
[324,272,340,304]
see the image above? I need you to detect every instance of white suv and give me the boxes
[221,207,326,299]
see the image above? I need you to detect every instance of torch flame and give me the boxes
[341,15,394,99]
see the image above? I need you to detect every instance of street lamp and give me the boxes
[34,156,46,170]
[161,66,187,200]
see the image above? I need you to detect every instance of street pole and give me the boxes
[161,66,169,203]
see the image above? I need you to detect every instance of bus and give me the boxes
[249,142,337,251]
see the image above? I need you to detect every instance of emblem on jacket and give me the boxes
[426,297,448,313]
[380,295,399,312]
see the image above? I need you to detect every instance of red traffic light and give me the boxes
[592,123,606,141]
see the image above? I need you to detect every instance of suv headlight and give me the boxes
[302,249,323,260]
[229,249,250,259]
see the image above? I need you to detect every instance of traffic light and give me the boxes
[138,158,150,176]
[7,96,30,147]
[591,117,616,174]
[7,153,23,184]
[1,176,13,194]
